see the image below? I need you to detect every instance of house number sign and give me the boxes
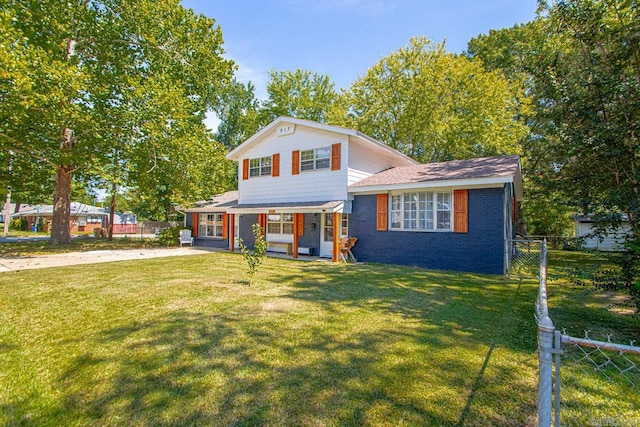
[276,124,295,136]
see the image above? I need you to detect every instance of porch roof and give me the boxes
[227,200,345,214]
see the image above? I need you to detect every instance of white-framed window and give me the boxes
[390,192,451,231]
[323,213,349,242]
[267,213,294,235]
[340,214,349,237]
[301,146,331,171]
[199,213,224,238]
[249,156,272,177]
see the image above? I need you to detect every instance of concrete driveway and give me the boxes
[0,247,216,272]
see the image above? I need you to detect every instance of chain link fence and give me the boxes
[532,240,640,426]
[507,239,542,277]
[558,332,640,426]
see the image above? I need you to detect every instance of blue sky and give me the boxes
[180,0,539,128]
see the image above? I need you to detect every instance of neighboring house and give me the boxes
[183,117,523,274]
[10,202,137,234]
[574,215,629,251]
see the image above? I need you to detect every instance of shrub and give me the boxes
[157,226,182,246]
[9,217,26,231]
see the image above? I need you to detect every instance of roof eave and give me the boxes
[349,176,514,194]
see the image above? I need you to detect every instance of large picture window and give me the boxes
[199,213,224,238]
[390,192,451,231]
[267,213,294,235]
[249,156,272,177]
[301,147,331,171]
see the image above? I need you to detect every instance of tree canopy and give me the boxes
[330,37,528,163]
[260,69,338,124]
[0,0,235,242]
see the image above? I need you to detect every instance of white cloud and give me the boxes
[234,60,269,101]
[203,111,221,132]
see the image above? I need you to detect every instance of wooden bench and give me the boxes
[267,242,293,255]
[267,242,314,256]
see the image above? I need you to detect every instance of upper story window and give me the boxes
[249,156,272,177]
[301,147,331,171]
[390,192,451,231]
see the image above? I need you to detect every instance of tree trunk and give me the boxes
[108,182,116,241]
[50,165,72,245]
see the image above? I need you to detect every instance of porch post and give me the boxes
[332,211,339,262]
[293,213,299,258]
[228,213,235,252]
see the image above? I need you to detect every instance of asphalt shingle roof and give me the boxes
[349,155,520,188]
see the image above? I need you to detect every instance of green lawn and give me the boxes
[0,249,637,426]
[546,250,640,426]
[0,237,162,257]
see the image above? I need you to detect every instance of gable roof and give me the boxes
[349,155,523,199]
[226,116,418,166]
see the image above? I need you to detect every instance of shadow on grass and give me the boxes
[11,256,540,425]
[48,311,454,425]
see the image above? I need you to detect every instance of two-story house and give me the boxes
[183,116,523,274]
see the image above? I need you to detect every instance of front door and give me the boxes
[320,213,335,258]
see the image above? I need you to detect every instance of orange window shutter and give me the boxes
[292,150,300,175]
[258,213,266,232]
[331,143,341,170]
[192,213,199,237]
[296,213,304,236]
[272,153,280,177]
[376,194,388,231]
[222,213,228,239]
[454,189,468,233]
[242,158,249,180]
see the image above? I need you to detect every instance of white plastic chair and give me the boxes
[179,229,194,247]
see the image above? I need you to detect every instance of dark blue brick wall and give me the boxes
[189,213,321,253]
[185,213,195,229]
[193,237,229,249]
[187,212,229,249]
[349,188,506,274]
[238,214,259,247]
[298,213,321,256]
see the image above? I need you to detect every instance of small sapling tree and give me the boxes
[236,223,267,285]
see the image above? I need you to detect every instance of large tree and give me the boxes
[214,79,261,150]
[331,37,528,163]
[260,69,338,123]
[0,0,234,244]
[534,0,640,243]
[467,21,576,237]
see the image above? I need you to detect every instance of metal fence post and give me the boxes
[538,317,555,426]
[537,239,555,427]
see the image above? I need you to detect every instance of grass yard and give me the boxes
[0,237,162,257]
[0,249,637,425]
[546,250,640,426]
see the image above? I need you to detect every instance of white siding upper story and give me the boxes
[227,117,417,205]
[237,126,349,204]
[347,137,410,186]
